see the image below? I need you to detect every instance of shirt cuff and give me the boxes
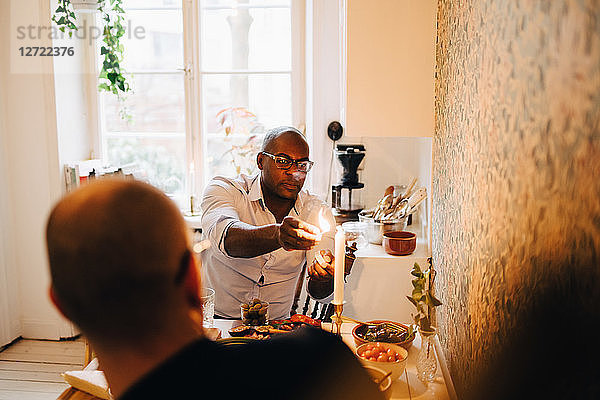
[216,219,238,258]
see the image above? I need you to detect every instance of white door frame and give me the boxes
[0,87,22,347]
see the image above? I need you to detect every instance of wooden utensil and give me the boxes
[384,185,395,197]
[402,177,417,199]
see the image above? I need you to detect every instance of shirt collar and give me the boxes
[247,175,263,203]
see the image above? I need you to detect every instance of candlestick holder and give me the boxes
[331,303,344,336]
[184,195,201,217]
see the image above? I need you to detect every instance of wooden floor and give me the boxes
[0,337,84,400]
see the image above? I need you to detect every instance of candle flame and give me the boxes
[318,208,331,234]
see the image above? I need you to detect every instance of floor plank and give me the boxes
[0,337,85,399]
[0,352,84,364]
[0,389,61,400]
[0,369,66,383]
[0,361,82,373]
[0,379,69,392]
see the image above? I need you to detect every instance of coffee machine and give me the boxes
[331,144,366,223]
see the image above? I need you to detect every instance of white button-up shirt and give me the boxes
[200,174,335,320]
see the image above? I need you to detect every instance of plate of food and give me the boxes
[225,314,322,341]
[351,320,415,349]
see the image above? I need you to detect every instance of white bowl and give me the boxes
[363,365,393,399]
[356,342,408,380]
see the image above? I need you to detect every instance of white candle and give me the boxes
[333,226,345,305]
[189,162,195,197]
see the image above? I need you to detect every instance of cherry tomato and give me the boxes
[364,350,372,358]
[377,354,388,362]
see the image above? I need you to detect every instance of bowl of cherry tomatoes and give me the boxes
[355,342,409,380]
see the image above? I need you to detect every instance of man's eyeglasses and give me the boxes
[261,152,314,173]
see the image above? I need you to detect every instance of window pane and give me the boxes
[202,0,291,8]
[124,0,182,9]
[205,134,263,180]
[103,74,186,133]
[106,136,186,195]
[201,7,291,71]
[202,74,291,134]
[121,10,184,71]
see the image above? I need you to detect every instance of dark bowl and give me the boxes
[382,231,416,255]
[352,320,415,349]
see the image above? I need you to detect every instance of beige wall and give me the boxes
[344,0,437,137]
[433,0,600,397]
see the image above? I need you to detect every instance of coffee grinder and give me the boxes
[332,144,366,223]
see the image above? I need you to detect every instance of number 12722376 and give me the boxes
[19,47,74,57]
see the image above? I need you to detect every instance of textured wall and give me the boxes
[433,0,600,397]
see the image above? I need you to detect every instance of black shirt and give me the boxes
[119,326,385,400]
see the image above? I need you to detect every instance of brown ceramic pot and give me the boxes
[382,231,416,255]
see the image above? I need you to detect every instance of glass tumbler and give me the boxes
[200,287,215,328]
[341,221,368,249]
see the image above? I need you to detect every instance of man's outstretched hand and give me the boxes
[277,216,321,251]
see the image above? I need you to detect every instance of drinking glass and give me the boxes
[200,287,215,328]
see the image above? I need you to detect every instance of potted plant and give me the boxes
[52,0,131,105]
[406,260,442,383]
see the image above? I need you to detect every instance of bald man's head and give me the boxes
[46,179,192,344]
[258,126,310,200]
[261,126,306,153]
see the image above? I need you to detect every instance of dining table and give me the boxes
[57,319,450,400]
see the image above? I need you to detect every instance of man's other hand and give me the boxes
[308,249,334,281]
[277,216,320,251]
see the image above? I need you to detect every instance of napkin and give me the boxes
[62,368,111,399]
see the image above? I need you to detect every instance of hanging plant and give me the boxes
[96,0,130,98]
[52,0,131,118]
[52,0,78,36]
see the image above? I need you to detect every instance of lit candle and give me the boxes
[333,226,345,305]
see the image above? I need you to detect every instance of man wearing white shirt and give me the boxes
[201,126,337,320]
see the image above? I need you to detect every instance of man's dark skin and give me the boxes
[223,129,333,280]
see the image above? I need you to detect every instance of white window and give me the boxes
[98,0,304,206]
[100,0,187,197]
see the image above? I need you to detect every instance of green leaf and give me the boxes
[56,6,64,13]
[413,262,422,273]
[107,72,118,83]
[412,279,424,290]
[406,296,418,307]
[100,47,109,55]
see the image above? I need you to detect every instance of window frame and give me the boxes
[91,0,306,204]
